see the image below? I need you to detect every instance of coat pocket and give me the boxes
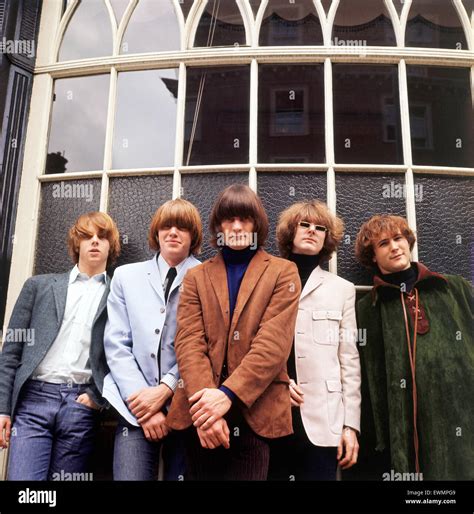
[312,310,342,345]
[326,379,343,435]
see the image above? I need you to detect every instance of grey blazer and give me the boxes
[0,271,110,418]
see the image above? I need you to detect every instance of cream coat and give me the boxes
[294,266,361,447]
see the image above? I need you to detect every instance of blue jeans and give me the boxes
[7,380,99,480]
[113,418,186,481]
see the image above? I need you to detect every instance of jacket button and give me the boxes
[160,307,165,314]
[151,353,156,359]
[155,328,160,334]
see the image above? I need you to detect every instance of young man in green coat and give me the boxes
[355,214,473,480]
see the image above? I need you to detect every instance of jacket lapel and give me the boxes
[300,266,325,301]
[147,256,166,305]
[52,272,70,322]
[169,255,200,297]
[229,249,270,334]
[205,252,230,329]
[92,280,110,325]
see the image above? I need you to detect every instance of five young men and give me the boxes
[0,194,471,481]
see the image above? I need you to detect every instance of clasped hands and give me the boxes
[127,383,173,442]
[189,388,232,450]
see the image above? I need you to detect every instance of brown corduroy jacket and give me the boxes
[166,248,301,438]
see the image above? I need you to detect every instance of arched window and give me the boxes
[332,0,396,47]
[59,0,113,61]
[259,0,323,46]
[121,0,180,54]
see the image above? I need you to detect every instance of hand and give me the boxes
[289,379,304,407]
[189,388,232,430]
[196,418,230,450]
[140,411,170,442]
[76,393,100,410]
[127,384,173,423]
[337,427,359,469]
[0,416,11,449]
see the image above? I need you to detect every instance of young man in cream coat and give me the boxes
[271,200,361,480]
[103,199,202,480]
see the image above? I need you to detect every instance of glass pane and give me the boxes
[332,0,396,47]
[46,75,109,174]
[463,0,474,18]
[178,0,195,19]
[335,173,406,285]
[184,66,250,165]
[415,175,473,282]
[407,66,474,167]
[250,0,261,18]
[59,0,113,61]
[194,0,246,47]
[35,180,101,274]
[406,0,467,50]
[121,0,180,54]
[108,175,173,267]
[113,69,178,169]
[110,0,129,25]
[321,0,332,14]
[181,173,249,260]
[258,65,325,163]
[259,0,323,46]
[392,0,405,17]
[258,172,327,256]
[333,64,403,164]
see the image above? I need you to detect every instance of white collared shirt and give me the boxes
[33,265,107,384]
[157,253,186,293]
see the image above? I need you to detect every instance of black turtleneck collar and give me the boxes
[377,263,417,293]
[221,245,257,265]
[289,252,320,288]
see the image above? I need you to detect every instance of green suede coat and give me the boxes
[357,263,473,480]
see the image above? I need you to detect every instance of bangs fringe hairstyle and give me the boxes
[355,214,416,269]
[68,211,120,267]
[148,199,202,255]
[276,200,344,262]
[209,184,269,248]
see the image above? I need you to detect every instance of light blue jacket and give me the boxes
[103,254,201,426]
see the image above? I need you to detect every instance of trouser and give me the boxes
[113,417,186,481]
[183,406,270,480]
[7,380,98,481]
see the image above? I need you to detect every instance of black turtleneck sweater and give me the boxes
[378,263,418,293]
[287,252,320,380]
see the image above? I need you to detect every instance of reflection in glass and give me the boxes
[121,0,180,54]
[259,0,323,46]
[113,69,178,169]
[333,65,403,164]
[259,65,325,163]
[183,66,250,166]
[59,0,113,61]
[407,66,473,167]
[250,0,261,18]
[46,75,109,174]
[178,0,195,20]
[392,0,405,17]
[332,0,396,46]
[194,0,246,47]
[110,0,130,25]
[406,0,467,50]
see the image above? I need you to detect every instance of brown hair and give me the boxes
[209,184,269,248]
[355,214,416,269]
[276,200,344,262]
[148,199,202,256]
[67,212,120,267]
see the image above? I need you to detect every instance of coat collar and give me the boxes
[300,265,326,301]
[371,262,447,304]
[205,248,270,330]
[147,254,200,304]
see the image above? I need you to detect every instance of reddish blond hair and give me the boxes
[67,212,120,267]
[355,214,416,269]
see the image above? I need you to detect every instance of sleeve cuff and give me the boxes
[160,374,178,393]
[219,385,236,402]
